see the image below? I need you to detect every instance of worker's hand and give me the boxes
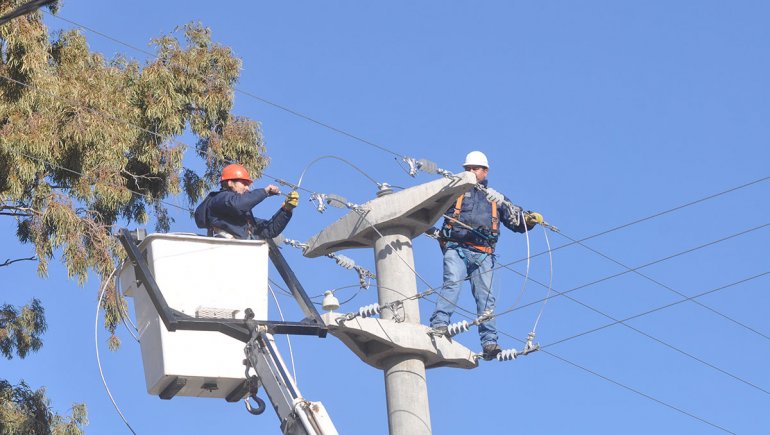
[525,211,544,227]
[265,185,281,196]
[282,191,300,211]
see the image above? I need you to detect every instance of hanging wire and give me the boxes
[296,155,381,189]
[114,262,140,342]
[94,267,138,435]
[530,224,554,335]
[267,283,298,386]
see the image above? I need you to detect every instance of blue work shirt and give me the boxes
[442,179,530,251]
[196,188,292,240]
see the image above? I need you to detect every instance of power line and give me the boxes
[543,271,770,349]
[47,12,405,159]
[538,346,735,434]
[556,228,770,341]
[489,173,770,275]
[494,221,770,328]
[505,265,770,395]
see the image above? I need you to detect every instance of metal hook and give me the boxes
[245,392,266,415]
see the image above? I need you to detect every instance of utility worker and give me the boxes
[194,163,300,240]
[429,151,544,360]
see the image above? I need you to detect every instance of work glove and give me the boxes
[282,191,300,211]
[524,211,544,227]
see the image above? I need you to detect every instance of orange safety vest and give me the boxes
[442,194,499,254]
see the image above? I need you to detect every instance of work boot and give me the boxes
[482,342,501,361]
[430,325,448,337]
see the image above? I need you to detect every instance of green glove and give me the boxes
[282,191,299,211]
[525,211,544,227]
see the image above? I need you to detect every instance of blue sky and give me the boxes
[3,1,769,434]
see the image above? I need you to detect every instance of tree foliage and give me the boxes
[0,298,46,359]
[0,380,87,435]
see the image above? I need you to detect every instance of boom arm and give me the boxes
[246,328,338,435]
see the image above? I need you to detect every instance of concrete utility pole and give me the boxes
[304,172,479,435]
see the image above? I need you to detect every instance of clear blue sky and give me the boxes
[3,1,769,434]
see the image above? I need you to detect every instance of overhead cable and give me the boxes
[94,267,138,435]
[543,271,770,350]
[47,12,405,159]
[556,227,770,341]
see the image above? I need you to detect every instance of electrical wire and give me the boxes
[114,262,140,342]
[530,224,553,335]
[296,155,381,189]
[539,346,735,434]
[555,228,770,342]
[493,221,770,323]
[47,11,406,161]
[509,266,770,395]
[462,289,744,434]
[94,267,137,435]
[268,283,298,387]
[543,270,770,350]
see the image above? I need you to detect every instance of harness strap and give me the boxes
[442,193,499,253]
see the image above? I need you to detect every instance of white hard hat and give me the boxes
[463,151,489,169]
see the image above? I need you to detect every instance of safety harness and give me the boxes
[442,194,499,254]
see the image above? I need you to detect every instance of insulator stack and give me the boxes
[332,254,355,269]
[497,348,518,361]
[358,303,381,318]
[446,320,471,337]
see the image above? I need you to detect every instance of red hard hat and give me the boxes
[221,163,252,184]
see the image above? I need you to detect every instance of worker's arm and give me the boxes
[499,196,530,233]
[210,189,270,217]
[254,208,292,239]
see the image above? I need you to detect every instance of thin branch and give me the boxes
[0,256,36,267]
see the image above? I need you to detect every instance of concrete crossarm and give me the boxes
[304,172,476,258]
[322,313,478,370]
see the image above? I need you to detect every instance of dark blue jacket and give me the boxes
[441,179,530,251]
[195,188,292,240]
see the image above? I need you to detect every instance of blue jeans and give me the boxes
[430,246,497,346]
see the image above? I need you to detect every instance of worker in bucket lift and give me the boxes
[194,163,299,240]
[428,151,544,361]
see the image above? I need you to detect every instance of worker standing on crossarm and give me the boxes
[194,163,300,240]
[428,151,544,360]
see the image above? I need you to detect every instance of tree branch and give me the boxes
[0,256,36,267]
